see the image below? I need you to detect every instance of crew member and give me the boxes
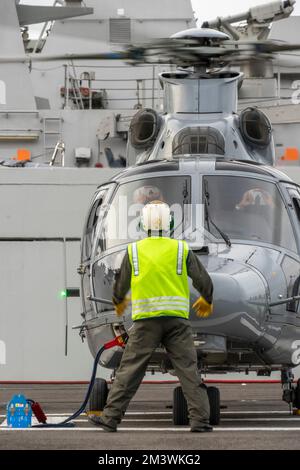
[90,200,214,432]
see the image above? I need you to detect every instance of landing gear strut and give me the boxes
[173,385,221,425]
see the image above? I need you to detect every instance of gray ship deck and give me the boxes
[1,383,300,450]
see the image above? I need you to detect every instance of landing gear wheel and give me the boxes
[172,385,221,426]
[173,386,188,425]
[293,379,300,409]
[88,378,108,414]
[207,386,221,425]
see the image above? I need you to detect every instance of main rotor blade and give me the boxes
[0,51,130,64]
[1,38,300,67]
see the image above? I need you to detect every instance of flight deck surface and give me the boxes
[0,383,299,450]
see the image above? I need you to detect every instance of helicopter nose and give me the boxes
[189,262,268,341]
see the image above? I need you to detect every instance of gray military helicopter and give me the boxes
[76,28,300,426]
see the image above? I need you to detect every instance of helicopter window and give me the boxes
[92,250,127,314]
[95,176,191,254]
[239,108,271,148]
[172,127,225,156]
[202,176,297,252]
[82,188,110,261]
[288,188,300,223]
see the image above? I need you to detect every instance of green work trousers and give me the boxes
[101,317,210,428]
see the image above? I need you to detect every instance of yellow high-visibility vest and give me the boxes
[128,237,190,321]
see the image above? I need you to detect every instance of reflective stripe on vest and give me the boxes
[177,240,184,275]
[128,238,190,321]
[131,242,139,276]
[132,296,189,315]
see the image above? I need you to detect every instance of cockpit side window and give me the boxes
[203,175,297,252]
[172,127,225,156]
[82,188,110,261]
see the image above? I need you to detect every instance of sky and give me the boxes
[20,0,300,37]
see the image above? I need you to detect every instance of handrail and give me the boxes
[63,63,163,110]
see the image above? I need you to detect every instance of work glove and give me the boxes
[192,296,213,318]
[113,296,130,317]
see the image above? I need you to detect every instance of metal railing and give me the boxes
[61,63,171,110]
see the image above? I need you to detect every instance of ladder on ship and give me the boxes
[68,61,84,110]
[43,117,64,165]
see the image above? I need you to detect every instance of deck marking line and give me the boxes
[1,427,300,432]
[0,410,292,418]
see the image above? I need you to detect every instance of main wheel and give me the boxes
[173,386,188,425]
[88,378,108,413]
[207,386,221,425]
[293,379,300,409]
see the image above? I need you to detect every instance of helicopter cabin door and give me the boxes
[280,185,300,320]
[80,185,114,319]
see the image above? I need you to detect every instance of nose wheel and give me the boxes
[88,378,108,415]
[172,385,221,425]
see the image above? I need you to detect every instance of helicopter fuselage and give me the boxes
[80,158,300,376]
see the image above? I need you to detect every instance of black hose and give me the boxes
[32,345,105,428]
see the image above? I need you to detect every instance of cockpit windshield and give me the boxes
[95,176,191,254]
[203,175,297,251]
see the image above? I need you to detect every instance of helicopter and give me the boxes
[73,27,300,426]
